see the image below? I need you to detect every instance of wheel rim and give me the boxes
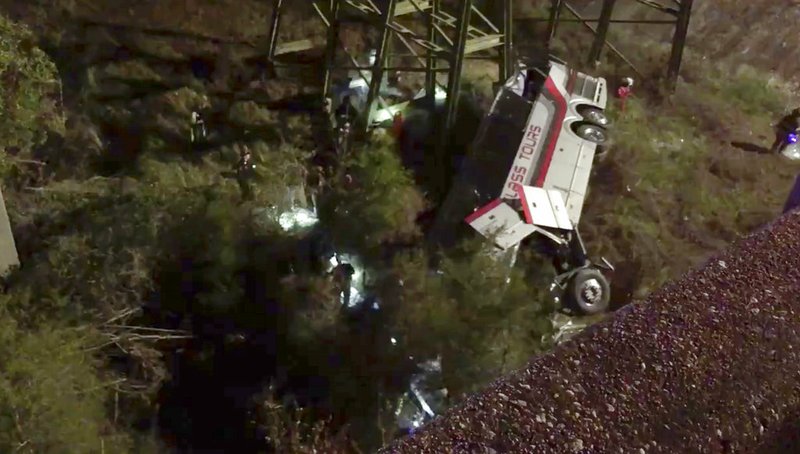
[584,109,609,126]
[579,125,606,143]
[579,278,603,306]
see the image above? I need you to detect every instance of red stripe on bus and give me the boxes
[516,185,534,224]
[465,198,503,224]
[534,77,568,187]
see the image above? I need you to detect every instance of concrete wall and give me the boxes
[0,186,19,276]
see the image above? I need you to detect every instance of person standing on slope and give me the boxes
[770,108,800,154]
[616,77,634,113]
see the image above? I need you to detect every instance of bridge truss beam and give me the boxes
[267,0,513,138]
[535,0,693,90]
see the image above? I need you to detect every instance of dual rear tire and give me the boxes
[573,105,610,146]
[564,268,611,315]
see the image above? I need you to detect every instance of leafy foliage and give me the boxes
[318,136,427,256]
[227,100,277,128]
[0,15,63,177]
[253,389,358,454]
[0,309,131,453]
[141,87,211,142]
[376,241,556,399]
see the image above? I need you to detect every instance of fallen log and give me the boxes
[381,209,800,453]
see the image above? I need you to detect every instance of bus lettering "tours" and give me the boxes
[501,123,543,199]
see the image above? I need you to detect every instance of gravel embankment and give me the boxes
[381,210,800,453]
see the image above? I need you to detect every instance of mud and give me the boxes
[382,210,800,453]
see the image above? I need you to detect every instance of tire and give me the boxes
[574,123,609,145]
[565,268,611,315]
[577,105,610,127]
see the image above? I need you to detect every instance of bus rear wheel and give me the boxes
[565,268,611,315]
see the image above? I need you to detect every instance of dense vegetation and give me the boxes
[0,1,799,452]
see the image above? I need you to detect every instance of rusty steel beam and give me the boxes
[363,0,399,132]
[321,0,343,99]
[587,0,616,67]
[539,0,691,91]
[267,0,283,61]
[500,0,513,81]
[545,0,564,50]
[442,0,472,133]
[666,0,693,90]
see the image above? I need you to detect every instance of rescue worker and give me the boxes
[335,94,357,128]
[391,112,404,139]
[313,98,337,159]
[770,108,800,154]
[308,165,326,211]
[322,97,334,122]
[235,144,256,201]
[616,77,634,113]
[337,121,352,156]
[331,260,356,306]
[190,111,207,144]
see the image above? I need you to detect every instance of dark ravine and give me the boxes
[381,209,800,453]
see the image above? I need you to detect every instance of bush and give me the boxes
[253,389,357,454]
[140,87,211,144]
[100,60,164,84]
[0,309,131,453]
[318,136,427,256]
[0,14,64,177]
[227,100,277,128]
[376,241,555,399]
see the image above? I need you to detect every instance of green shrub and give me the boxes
[0,310,131,453]
[227,101,277,128]
[100,60,163,84]
[139,87,211,143]
[376,241,555,399]
[0,14,64,176]
[254,389,357,454]
[319,136,427,256]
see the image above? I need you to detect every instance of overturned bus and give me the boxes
[431,56,614,315]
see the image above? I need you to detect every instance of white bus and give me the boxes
[432,55,614,315]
